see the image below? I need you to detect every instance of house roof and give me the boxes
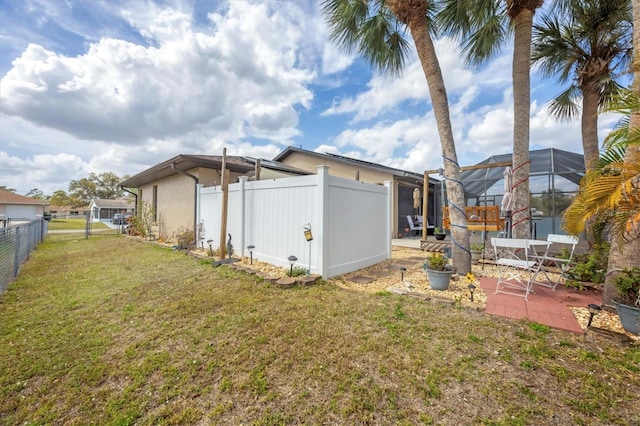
[459,148,585,196]
[0,189,47,205]
[272,146,438,185]
[90,198,134,209]
[120,154,309,188]
[239,156,311,176]
[46,205,90,211]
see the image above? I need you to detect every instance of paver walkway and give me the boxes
[391,239,602,335]
[478,277,602,334]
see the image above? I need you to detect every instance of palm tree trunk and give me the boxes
[581,84,601,248]
[581,84,600,172]
[511,8,534,239]
[402,10,471,274]
[602,0,640,309]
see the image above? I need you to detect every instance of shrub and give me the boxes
[614,267,640,306]
[173,226,195,248]
[290,266,307,277]
[565,243,609,287]
[423,252,449,271]
[126,201,156,238]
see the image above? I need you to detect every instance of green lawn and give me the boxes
[47,218,109,230]
[0,234,638,425]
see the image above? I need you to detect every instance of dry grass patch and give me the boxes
[0,234,638,425]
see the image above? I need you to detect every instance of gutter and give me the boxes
[120,186,138,217]
[171,163,199,241]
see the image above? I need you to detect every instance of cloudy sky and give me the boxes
[0,0,619,196]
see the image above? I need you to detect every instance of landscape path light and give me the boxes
[468,284,476,302]
[400,267,407,283]
[288,255,298,277]
[587,303,602,327]
[247,245,255,265]
[206,240,213,257]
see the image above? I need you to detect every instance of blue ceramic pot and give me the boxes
[617,303,640,335]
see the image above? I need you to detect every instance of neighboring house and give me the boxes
[119,154,309,241]
[88,198,135,222]
[45,205,90,219]
[273,146,442,238]
[0,189,47,222]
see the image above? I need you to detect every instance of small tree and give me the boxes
[128,201,156,238]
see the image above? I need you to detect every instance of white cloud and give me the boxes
[321,37,478,123]
[0,1,318,147]
[1,0,617,200]
[321,44,355,76]
[322,60,430,122]
[322,109,446,175]
[0,0,333,195]
[0,150,90,194]
[465,93,514,149]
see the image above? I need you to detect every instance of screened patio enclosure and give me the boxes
[457,148,585,239]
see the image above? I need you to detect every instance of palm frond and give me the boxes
[565,145,640,242]
[437,0,508,67]
[547,86,580,122]
[531,0,632,130]
[598,146,626,167]
[602,87,640,116]
[322,0,370,54]
[322,0,409,76]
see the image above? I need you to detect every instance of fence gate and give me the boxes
[84,213,129,238]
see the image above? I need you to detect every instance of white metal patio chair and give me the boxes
[405,215,422,237]
[530,234,579,290]
[491,237,543,300]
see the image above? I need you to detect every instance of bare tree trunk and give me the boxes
[511,8,534,239]
[581,84,600,172]
[602,0,640,309]
[403,11,471,274]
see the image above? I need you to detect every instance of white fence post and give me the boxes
[316,165,330,278]
[238,176,247,258]
[196,183,203,247]
[384,180,392,259]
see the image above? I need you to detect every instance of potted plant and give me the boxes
[613,267,640,335]
[470,243,483,264]
[423,252,454,290]
[433,227,446,241]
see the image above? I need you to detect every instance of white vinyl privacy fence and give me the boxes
[199,166,392,278]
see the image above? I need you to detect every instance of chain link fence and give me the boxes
[0,219,47,293]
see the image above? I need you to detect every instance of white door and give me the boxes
[5,205,37,219]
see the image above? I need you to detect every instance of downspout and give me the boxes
[120,186,138,217]
[171,163,199,242]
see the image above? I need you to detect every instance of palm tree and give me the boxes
[439,0,543,239]
[601,0,640,309]
[564,88,640,307]
[321,0,471,273]
[531,0,632,172]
